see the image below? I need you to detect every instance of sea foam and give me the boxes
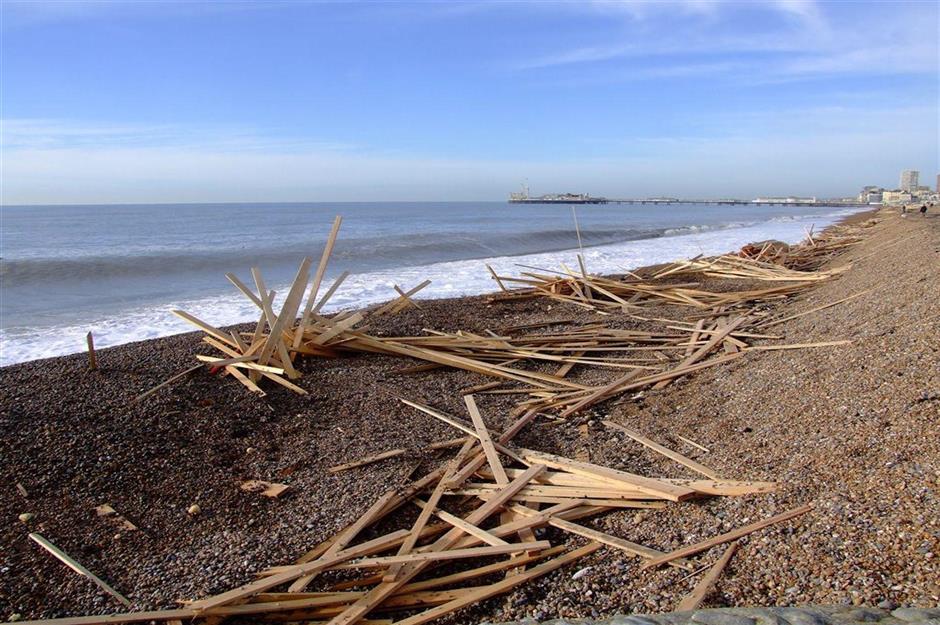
[0,208,855,366]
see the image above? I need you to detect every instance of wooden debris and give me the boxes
[86,332,97,370]
[328,450,408,473]
[602,421,720,479]
[240,480,291,498]
[642,504,813,570]
[28,533,131,608]
[676,541,739,611]
[95,504,138,531]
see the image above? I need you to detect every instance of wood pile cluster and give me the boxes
[736,222,871,271]
[149,215,865,419]
[20,395,812,625]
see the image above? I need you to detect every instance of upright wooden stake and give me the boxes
[86,332,98,370]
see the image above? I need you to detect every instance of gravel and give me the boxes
[1,209,937,623]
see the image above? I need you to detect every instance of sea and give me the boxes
[0,201,865,366]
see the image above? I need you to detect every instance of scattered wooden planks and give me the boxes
[329,450,408,473]
[18,388,812,625]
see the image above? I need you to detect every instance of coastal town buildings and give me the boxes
[900,170,919,192]
[858,170,939,205]
[858,186,884,204]
[881,190,913,205]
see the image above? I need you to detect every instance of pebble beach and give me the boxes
[1,208,937,623]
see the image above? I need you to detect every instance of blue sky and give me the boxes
[1,0,937,204]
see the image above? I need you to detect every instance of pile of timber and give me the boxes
[485,253,846,315]
[150,215,860,417]
[19,395,812,625]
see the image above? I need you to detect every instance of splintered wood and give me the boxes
[144,214,862,419]
[18,394,811,625]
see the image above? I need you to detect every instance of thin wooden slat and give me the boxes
[295,215,343,349]
[322,465,547,625]
[602,421,720,479]
[132,364,203,403]
[391,542,603,625]
[86,332,98,370]
[411,499,508,547]
[313,270,351,314]
[171,310,239,349]
[310,312,365,346]
[28,533,131,607]
[328,449,407,473]
[328,541,551,569]
[517,449,696,502]
[384,441,476,582]
[676,541,739,611]
[463,395,508,485]
[544,517,693,570]
[251,267,298,378]
[641,504,812,570]
[374,280,432,316]
[289,489,400,592]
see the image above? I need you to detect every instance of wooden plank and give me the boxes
[393,284,423,310]
[28,533,131,607]
[602,421,720,479]
[662,479,776,496]
[374,280,431,316]
[289,489,400,592]
[195,355,284,375]
[517,448,696,502]
[653,316,746,389]
[391,542,603,625]
[486,264,507,292]
[400,546,567,593]
[311,312,365,346]
[313,270,351,314]
[385,443,475,583]
[295,215,343,349]
[411,499,508,547]
[328,449,407,473]
[329,541,551,568]
[171,310,239,349]
[260,257,312,376]
[86,332,98,370]
[250,267,298,378]
[641,504,812,570]
[321,465,547,625]
[554,350,584,378]
[132,364,203,403]
[545,518,694,570]
[224,365,266,395]
[225,272,264,309]
[463,395,508,485]
[676,435,710,453]
[676,541,739,611]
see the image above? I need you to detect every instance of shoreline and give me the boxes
[0,205,870,369]
[3,207,938,622]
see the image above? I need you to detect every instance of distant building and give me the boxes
[936,173,940,193]
[858,185,884,204]
[900,170,919,192]
[751,196,816,204]
[882,189,912,205]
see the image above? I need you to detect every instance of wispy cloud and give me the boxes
[0,119,359,153]
[509,0,936,83]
